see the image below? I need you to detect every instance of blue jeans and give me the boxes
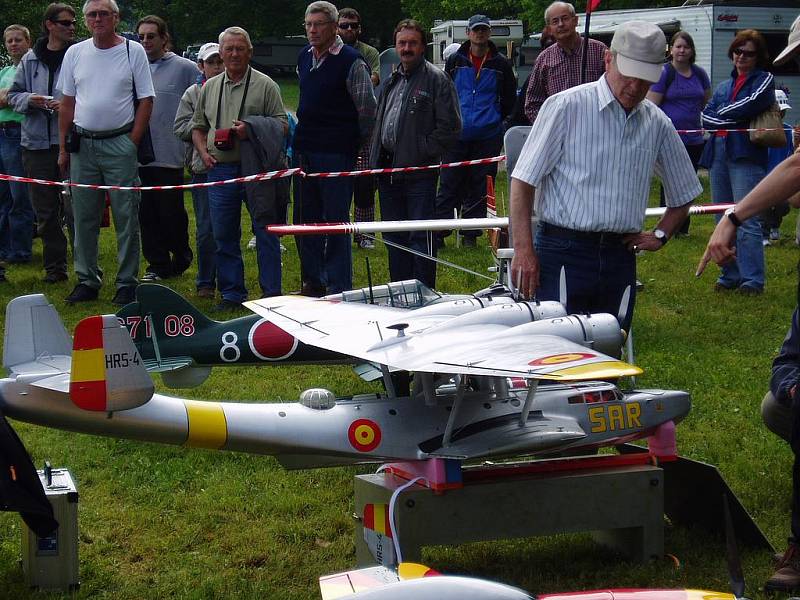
[0,126,34,262]
[207,163,281,302]
[294,152,354,294]
[191,173,216,291]
[534,226,637,331]
[378,174,438,289]
[710,137,765,290]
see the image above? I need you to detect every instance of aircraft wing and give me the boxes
[246,298,641,381]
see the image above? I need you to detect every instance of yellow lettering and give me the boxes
[607,404,624,430]
[626,402,642,428]
[589,406,606,433]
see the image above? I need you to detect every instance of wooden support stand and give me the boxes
[354,461,664,566]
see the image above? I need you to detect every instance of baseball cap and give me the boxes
[468,15,491,30]
[443,43,460,61]
[774,15,800,67]
[198,42,220,62]
[610,21,667,83]
[776,89,792,111]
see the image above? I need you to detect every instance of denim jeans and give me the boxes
[294,151,354,294]
[191,173,216,291]
[435,133,503,240]
[0,126,34,262]
[710,137,765,290]
[207,163,281,302]
[378,173,438,289]
[534,226,637,331]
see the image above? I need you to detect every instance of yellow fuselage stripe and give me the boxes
[71,348,105,382]
[183,400,228,449]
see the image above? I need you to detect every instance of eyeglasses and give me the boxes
[51,19,77,27]
[85,10,113,19]
[338,22,360,30]
[732,47,756,58]
[304,20,333,30]
[548,15,575,25]
[139,33,159,41]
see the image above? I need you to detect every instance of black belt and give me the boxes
[540,222,627,245]
[0,122,21,130]
[74,123,133,140]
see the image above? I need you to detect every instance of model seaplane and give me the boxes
[0,293,690,467]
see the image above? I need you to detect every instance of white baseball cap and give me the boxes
[774,15,800,67]
[198,42,220,62]
[610,21,667,83]
[443,43,460,61]
[776,89,792,111]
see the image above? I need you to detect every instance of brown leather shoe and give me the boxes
[766,544,800,592]
[300,282,326,297]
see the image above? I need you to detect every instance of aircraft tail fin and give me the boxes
[3,294,72,371]
[69,315,154,412]
[117,284,215,345]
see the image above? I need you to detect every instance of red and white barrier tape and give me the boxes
[0,155,505,192]
[675,126,794,135]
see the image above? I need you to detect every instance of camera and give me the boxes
[214,127,235,151]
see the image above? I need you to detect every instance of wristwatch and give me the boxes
[724,207,742,228]
[653,228,667,247]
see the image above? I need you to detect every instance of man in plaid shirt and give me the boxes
[524,1,607,123]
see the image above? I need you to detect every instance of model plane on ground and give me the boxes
[116,282,509,388]
[0,294,689,468]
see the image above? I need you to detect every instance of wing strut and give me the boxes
[442,376,467,448]
[148,314,163,368]
[519,380,539,426]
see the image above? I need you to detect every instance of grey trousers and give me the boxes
[70,134,140,290]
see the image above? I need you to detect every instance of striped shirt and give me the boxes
[524,37,607,123]
[512,74,702,233]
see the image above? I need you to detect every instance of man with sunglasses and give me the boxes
[134,14,198,285]
[56,0,154,305]
[337,7,379,250]
[8,3,77,285]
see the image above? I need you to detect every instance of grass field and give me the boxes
[0,77,799,598]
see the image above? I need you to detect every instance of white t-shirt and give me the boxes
[59,37,155,131]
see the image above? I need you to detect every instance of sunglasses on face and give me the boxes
[338,22,359,30]
[733,47,756,58]
[52,19,77,27]
[85,10,113,19]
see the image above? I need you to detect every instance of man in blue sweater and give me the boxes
[293,1,375,296]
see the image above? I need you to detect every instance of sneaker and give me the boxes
[766,544,800,593]
[44,272,68,284]
[196,286,215,299]
[65,283,98,304]
[359,238,375,250]
[213,299,242,312]
[247,236,257,249]
[770,228,781,241]
[141,271,162,282]
[763,238,771,247]
[112,285,137,306]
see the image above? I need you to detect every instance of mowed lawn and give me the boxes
[0,75,798,598]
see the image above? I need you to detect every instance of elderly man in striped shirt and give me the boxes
[509,21,702,331]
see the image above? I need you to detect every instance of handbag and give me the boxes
[749,102,787,148]
[126,40,156,165]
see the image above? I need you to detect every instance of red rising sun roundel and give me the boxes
[348,419,382,452]
[248,319,298,361]
[529,352,596,366]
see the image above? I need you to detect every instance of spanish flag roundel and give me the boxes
[348,419,382,452]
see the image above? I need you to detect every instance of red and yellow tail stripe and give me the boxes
[363,503,392,538]
[70,316,108,411]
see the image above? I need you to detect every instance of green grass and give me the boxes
[0,97,799,597]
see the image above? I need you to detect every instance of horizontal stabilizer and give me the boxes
[70,315,154,412]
